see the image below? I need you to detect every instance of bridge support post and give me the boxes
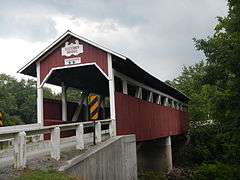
[137,137,173,173]
[95,121,102,143]
[51,127,60,160]
[76,123,84,150]
[165,136,173,171]
[61,83,67,122]
[14,131,26,169]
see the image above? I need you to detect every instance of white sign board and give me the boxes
[61,40,83,57]
[64,57,81,65]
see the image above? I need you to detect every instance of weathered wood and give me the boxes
[71,91,89,122]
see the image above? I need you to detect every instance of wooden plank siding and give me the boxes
[43,98,85,122]
[115,92,188,141]
[40,36,108,83]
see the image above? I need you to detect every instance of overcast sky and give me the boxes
[0,0,228,81]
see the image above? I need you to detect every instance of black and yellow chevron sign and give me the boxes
[89,95,100,120]
[0,112,3,127]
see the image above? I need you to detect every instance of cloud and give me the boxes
[0,15,57,42]
[0,0,228,80]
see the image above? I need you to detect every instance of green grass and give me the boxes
[15,169,82,180]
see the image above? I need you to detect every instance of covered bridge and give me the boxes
[18,30,189,142]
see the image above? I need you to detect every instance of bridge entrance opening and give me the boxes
[42,64,110,126]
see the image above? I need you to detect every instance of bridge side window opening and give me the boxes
[162,96,168,106]
[183,105,188,112]
[142,88,150,101]
[127,83,137,97]
[168,99,173,108]
[114,76,123,93]
[153,93,158,104]
[161,96,165,105]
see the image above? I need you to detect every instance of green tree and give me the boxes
[168,1,240,172]
[194,0,240,164]
[66,88,82,102]
[0,74,58,126]
[168,61,217,124]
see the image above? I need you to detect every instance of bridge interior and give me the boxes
[43,64,111,129]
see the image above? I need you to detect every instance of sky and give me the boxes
[0,0,228,81]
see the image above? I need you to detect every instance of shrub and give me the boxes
[192,162,240,180]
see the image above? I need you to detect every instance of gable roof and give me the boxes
[18,30,127,75]
[18,30,189,102]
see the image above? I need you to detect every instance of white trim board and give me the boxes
[107,53,116,136]
[18,30,127,74]
[36,62,43,125]
[40,63,109,88]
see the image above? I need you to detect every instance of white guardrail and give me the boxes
[0,119,114,169]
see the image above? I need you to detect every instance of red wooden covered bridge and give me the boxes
[18,30,189,142]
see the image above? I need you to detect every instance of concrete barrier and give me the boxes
[59,135,137,180]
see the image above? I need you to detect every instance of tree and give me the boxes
[194,0,240,164]
[168,1,240,171]
[168,61,217,124]
[0,74,58,126]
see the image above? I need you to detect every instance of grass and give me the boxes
[15,169,82,180]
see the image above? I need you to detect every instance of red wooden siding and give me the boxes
[43,98,86,122]
[40,36,108,83]
[43,119,76,140]
[43,99,80,139]
[115,92,188,141]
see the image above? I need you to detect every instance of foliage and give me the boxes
[0,74,36,125]
[192,162,240,180]
[66,88,82,102]
[168,61,218,124]
[193,0,240,165]
[178,124,227,167]
[168,0,240,176]
[0,73,58,126]
[16,169,80,180]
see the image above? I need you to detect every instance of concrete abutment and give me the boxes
[137,136,173,173]
[60,135,137,180]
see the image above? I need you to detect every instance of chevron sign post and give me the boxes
[89,95,101,145]
[0,112,3,127]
